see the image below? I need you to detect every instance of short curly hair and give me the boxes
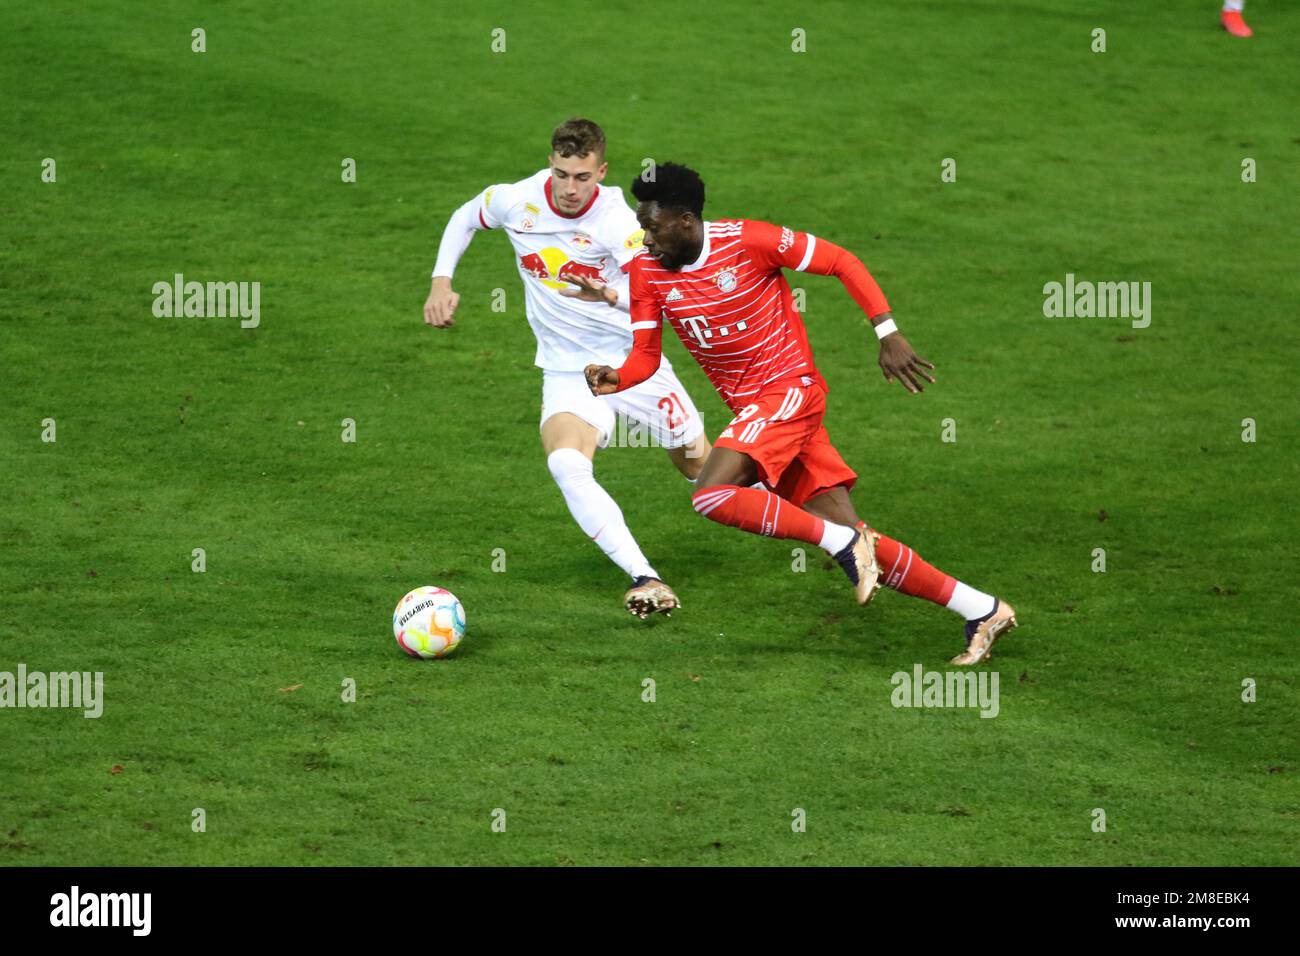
[551,118,606,161]
[630,162,705,217]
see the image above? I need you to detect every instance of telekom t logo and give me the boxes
[680,315,712,349]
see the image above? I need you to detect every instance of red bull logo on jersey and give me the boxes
[518,249,607,290]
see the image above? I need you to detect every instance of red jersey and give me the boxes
[616,219,891,411]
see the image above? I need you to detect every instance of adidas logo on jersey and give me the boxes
[665,287,684,302]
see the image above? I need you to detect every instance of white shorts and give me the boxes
[539,360,706,450]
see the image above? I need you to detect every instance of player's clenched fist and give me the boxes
[424,276,459,327]
[584,364,620,395]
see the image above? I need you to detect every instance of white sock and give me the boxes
[817,521,856,555]
[1223,0,1243,12]
[547,449,658,580]
[946,582,998,621]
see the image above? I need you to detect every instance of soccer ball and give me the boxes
[393,586,465,659]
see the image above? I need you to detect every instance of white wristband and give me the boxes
[873,318,898,340]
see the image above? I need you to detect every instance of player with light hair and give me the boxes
[425,119,709,619]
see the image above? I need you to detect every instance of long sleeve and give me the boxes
[608,269,631,314]
[613,259,663,390]
[800,236,891,319]
[741,219,890,319]
[598,196,645,314]
[431,195,488,279]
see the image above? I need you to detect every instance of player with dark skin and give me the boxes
[576,180,1016,665]
[577,200,936,528]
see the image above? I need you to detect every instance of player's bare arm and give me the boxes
[424,275,460,327]
[871,311,935,393]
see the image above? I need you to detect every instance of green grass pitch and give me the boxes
[1,0,1297,866]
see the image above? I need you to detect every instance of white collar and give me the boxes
[679,222,711,272]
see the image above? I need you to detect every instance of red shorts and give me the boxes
[713,377,858,507]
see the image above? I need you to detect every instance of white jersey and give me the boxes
[435,169,649,372]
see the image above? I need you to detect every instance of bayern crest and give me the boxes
[715,268,737,293]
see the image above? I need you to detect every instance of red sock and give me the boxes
[871,530,957,606]
[692,484,825,544]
